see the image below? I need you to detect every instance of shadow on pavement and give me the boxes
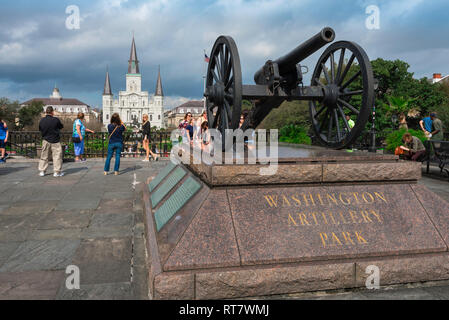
[64,167,89,175]
[118,166,142,175]
[0,166,29,176]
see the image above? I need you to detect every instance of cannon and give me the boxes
[204,27,374,150]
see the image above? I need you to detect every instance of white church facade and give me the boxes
[102,37,165,129]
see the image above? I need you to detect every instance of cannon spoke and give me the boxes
[321,63,331,85]
[313,104,326,119]
[336,48,345,83]
[225,75,234,91]
[319,108,330,132]
[211,107,220,128]
[340,90,363,97]
[224,46,230,73]
[338,53,355,85]
[341,70,361,91]
[327,111,334,142]
[334,108,341,141]
[338,98,360,115]
[219,45,226,80]
[313,77,325,88]
[330,52,335,83]
[224,100,232,124]
[337,103,351,132]
[224,60,233,85]
[211,69,220,83]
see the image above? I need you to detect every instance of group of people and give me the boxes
[399,112,445,161]
[34,106,159,177]
[177,109,257,151]
[178,110,210,149]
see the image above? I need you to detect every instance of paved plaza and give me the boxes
[0,158,448,300]
[0,158,168,300]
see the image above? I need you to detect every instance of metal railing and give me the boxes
[8,131,173,159]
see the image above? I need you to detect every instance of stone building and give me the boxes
[21,87,95,122]
[102,37,164,129]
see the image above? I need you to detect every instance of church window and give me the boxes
[106,114,109,120]
[158,115,161,120]
[150,115,153,121]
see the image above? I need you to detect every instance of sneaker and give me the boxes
[114,171,119,176]
[0,159,6,163]
[104,172,108,176]
[142,159,149,162]
[39,171,45,177]
[54,172,65,177]
[3,153,8,159]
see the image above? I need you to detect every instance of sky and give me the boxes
[0,0,448,110]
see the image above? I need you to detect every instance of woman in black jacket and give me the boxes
[141,114,159,162]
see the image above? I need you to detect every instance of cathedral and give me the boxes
[102,37,165,129]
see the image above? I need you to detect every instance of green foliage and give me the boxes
[242,100,252,111]
[279,124,311,145]
[384,95,416,116]
[385,128,426,152]
[258,100,310,129]
[18,101,44,129]
[0,97,20,129]
[369,58,448,140]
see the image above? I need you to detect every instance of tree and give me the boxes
[258,100,310,129]
[371,58,448,137]
[18,101,44,130]
[0,97,20,129]
[384,96,417,117]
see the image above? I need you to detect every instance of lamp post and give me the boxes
[369,78,379,153]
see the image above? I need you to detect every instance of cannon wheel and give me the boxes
[309,41,374,149]
[205,36,242,150]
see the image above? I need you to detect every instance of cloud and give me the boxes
[0,0,448,109]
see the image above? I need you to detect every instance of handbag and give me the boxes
[72,136,81,143]
[108,125,120,141]
[395,146,405,155]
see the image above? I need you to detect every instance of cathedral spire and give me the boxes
[155,66,164,96]
[103,68,112,95]
[128,36,140,74]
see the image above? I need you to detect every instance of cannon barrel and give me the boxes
[254,27,335,83]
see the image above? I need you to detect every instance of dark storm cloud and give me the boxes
[0,0,448,108]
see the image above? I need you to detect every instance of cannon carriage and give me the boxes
[204,27,374,150]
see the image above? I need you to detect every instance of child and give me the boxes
[0,117,8,163]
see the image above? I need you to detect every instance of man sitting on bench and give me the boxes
[400,132,426,161]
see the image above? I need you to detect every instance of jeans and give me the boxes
[104,142,123,172]
[74,140,84,156]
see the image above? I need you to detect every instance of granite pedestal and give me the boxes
[142,146,449,299]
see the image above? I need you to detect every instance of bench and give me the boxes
[424,140,449,181]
